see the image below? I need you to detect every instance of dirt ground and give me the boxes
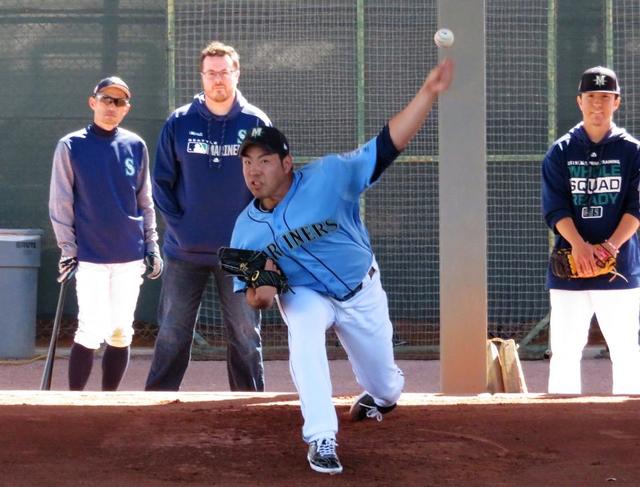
[1,392,640,486]
[1,351,639,486]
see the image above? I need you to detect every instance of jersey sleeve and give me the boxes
[542,145,574,232]
[136,141,160,255]
[370,124,401,183]
[622,144,640,220]
[49,139,77,257]
[152,117,184,227]
[317,136,379,201]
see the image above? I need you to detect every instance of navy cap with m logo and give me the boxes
[578,66,620,94]
[239,126,290,158]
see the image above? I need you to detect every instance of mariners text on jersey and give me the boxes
[264,220,339,259]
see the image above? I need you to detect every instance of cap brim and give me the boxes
[580,89,619,94]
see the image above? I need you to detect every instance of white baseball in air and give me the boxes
[434,28,454,48]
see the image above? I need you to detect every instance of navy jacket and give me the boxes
[152,91,271,265]
[542,122,640,289]
[50,124,158,263]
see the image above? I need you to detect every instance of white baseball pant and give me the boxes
[548,288,640,394]
[74,260,145,350]
[277,262,404,443]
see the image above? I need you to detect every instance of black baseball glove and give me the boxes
[549,248,578,279]
[57,255,78,283]
[217,247,289,293]
[144,252,164,280]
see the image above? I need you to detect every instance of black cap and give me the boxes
[578,66,620,94]
[239,126,290,158]
[93,76,131,98]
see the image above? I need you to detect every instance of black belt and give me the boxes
[334,267,376,302]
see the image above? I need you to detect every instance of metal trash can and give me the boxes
[0,229,43,358]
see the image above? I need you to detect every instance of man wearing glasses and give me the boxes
[49,76,162,390]
[146,41,270,392]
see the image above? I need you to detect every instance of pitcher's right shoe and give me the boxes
[349,392,397,421]
[307,437,343,474]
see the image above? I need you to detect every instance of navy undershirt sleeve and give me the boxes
[371,124,401,183]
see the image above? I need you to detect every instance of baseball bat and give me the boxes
[40,277,71,391]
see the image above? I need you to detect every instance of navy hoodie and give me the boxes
[152,91,271,265]
[542,122,640,290]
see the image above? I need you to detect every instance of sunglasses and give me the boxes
[95,93,130,107]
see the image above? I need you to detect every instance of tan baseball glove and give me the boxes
[549,242,627,282]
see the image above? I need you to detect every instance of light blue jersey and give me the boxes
[231,136,380,300]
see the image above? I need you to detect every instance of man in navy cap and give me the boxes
[542,66,640,394]
[49,76,162,390]
[228,59,454,474]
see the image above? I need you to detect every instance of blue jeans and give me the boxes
[145,256,264,391]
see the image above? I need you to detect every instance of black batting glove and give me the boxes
[144,252,163,279]
[57,256,78,283]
